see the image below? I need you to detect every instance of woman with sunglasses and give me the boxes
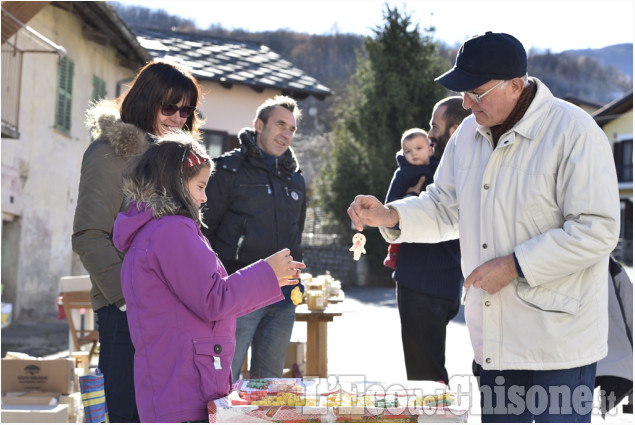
[72,59,201,423]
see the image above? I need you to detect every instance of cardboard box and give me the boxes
[0,403,69,423]
[60,392,83,423]
[1,391,59,406]
[1,358,75,394]
[59,275,91,292]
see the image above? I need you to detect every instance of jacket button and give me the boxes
[485,358,492,364]
[485,301,491,307]
[482,243,488,249]
[214,344,222,354]
[483,184,490,190]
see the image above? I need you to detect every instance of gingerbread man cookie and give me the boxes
[350,233,366,260]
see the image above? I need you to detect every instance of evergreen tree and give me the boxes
[316,5,449,278]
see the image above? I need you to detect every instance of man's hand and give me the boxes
[464,254,518,295]
[347,195,399,232]
[407,175,426,195]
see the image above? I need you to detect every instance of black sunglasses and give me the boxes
[161,104,196,118]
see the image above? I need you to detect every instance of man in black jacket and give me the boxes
[391,96,470,384]
[202,96,305,381]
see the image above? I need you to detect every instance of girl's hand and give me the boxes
[264,248,306,287]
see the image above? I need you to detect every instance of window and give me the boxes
[91,75,106,102]
[614,138,633,183]
[202,130,227,159]
[55,55,74,133]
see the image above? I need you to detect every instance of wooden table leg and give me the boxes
[305,320,328,377]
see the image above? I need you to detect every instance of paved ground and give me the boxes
[299,285,633,423]
[1,314,68,358]
[2,268,632,422]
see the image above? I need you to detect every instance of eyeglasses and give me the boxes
[161,104,196,118]
[462,80,505,104]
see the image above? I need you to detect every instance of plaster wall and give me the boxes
[603,109,633,142]
[1,5,137,318]
[198,82,281,134]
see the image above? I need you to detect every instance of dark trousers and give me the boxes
[396,284,460,384]
[96,305,140,423]
[479,363,597,422]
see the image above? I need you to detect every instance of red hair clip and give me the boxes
[185,142,209,168]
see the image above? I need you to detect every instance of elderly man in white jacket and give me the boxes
[348,32,620,423]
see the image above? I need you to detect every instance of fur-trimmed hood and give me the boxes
[115,178,201,253]
[237,128,300,174]
[85,99,150,157]
[121,178,182,219]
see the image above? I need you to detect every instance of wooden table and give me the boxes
[294,302,342,377]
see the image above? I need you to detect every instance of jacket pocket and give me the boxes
[515,278,580,315]
[527,204,564,235]
[192,336,235,400]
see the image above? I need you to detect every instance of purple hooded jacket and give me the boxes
[113,181,283,423]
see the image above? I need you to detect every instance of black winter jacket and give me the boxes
[386,155,463,300]
[202,128,306,301]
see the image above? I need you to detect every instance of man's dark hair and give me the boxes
[254,95,302,124]
[438,96,471,127]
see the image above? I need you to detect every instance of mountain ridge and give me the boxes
[563,43,633,78]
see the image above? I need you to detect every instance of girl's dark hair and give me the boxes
[118,59,202,137]
[128,132,210,225]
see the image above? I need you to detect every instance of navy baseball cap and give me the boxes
[435,32,528,92]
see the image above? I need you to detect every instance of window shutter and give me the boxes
[91,75,106,102]
[55,56,74,132]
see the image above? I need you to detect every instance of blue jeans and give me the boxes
[479,363,597,422]
[231,302,296,381]
[96,305,140,423]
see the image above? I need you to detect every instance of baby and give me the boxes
[383,128,434,269]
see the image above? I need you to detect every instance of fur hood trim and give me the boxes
[85,99,149,158]
[238,128,300,174]
[122,178,182,219]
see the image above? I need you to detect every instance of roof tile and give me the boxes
[133,27,331,99]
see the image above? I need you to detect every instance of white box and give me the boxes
[59,275,91,293]
[0,404,69,423]
[60,392,83,423]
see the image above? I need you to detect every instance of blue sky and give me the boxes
[118,0,633,53]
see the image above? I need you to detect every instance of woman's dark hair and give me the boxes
[118,59,202,137]
[127,132,210,225]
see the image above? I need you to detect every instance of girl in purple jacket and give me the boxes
[113,132,303,423]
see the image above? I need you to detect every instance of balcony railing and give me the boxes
[1,40,22,138]
[1,6,65,138]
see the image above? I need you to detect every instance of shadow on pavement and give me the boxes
[343,286,466,324]
[342,286,397,308]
